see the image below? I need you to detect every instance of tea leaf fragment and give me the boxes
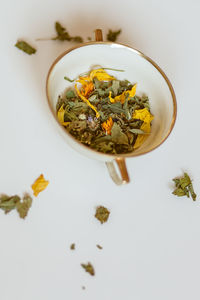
[172,172,197,201]
[0,193,32,218]
[81,262,95,276]
[95,206,110,224]
[106,29,121,42]
[0,195,20,214]
[53,22,83,42]
[16,194,32,219]
[70,243,75,250]
[15,41,36,55]
[96,244,103,249]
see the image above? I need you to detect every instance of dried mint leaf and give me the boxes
[70,243,75,250]
[16,194,32,219]
[95,206,110,224]
[106,29,121,42]
[111,123,129,145]
[81,262,95,276]
[172,172,197,201]
[53,22,83,42]
[0,194,20,214]
[15,41,36,55]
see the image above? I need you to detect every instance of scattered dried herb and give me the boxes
[0,193,32,219]
[82,286,86,290]
[31,174,49,197]
[70,243,75,250]
[172,172,197,201]
[96,244,103,249]
[16,194,32,219]
[95,206,110,224]
[81,262,95,276]
[37,22,83,43]
[56,68,154,154]
[106,29,121,42]
[15,41,36,55]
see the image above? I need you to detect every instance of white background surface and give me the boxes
[0,0,200,299]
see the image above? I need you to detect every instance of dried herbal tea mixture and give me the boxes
[56,68,154,154]
[81,262,95,276]
[172,172,197,201]
[95,206,110,224]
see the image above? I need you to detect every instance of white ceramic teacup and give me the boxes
[46,29,177,185]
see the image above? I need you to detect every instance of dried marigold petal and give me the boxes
[132,108,154,149]
[81,81,94,97]
[31,174,49,197]
[101,117,113,135]
[108,84,137,104]
[75,84,100,118]
[132,108,154,124]
[89,69,115,81]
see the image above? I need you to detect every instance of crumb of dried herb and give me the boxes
[16,193,32,219]
[95,206,110,224]
[96,244,103,249]
[81,262,95,276]
[70,243,75,250]
[106,29,121,42]
[82,286,86,290]
[15,41,36,55]
[53,22,83,42]
[172,172,197,201]
[0,193,32,218]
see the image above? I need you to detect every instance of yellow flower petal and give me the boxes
[132,108,154,149]
[89,69,115,81]
[132,108,154,123]
[108,84,137,104]
[31,174,49,197]
[126,83,137,98]
[75,84,100,118]
[57,105,65,125]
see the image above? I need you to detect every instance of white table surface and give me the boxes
[1,0,200,299]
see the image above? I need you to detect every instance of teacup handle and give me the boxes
[94,29,130,185]
[106,159,130,185]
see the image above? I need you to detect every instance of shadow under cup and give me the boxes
[46,42,177,184]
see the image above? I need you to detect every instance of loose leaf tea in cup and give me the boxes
[56,68,154,154]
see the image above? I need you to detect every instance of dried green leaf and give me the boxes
[172,172,197,201]
[111,80,120,96]
[64,76,75,82]
[70,243,75,250]
[96,244,103,249]
[0,194,20,214]
[66,90,76,99]
[129,128,146,134]
[16,194,32,219]
[111,123,129,145]
[52,22,83,42]
[188,183,197,201]
[106,29,121,42]
[81,262,95,276]
[172,188,187,197]
[95,206,110,224]
[15,41,36,55]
